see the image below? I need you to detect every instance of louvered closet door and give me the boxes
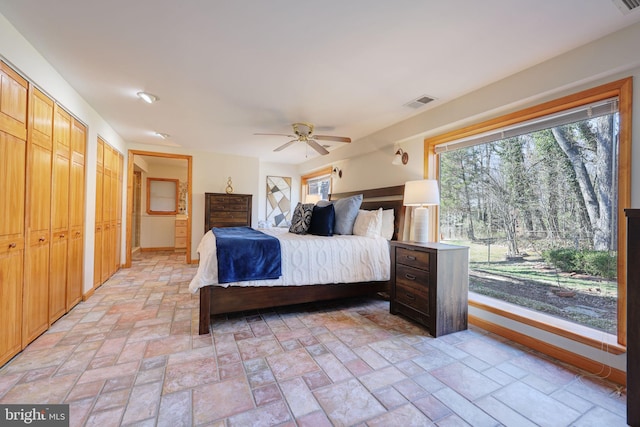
[67,119,85,310]
[0,62,27,365]
[23,86,53,346]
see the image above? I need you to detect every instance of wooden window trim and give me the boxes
[424,77,633,348]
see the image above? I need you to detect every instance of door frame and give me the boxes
[125,149,193,267]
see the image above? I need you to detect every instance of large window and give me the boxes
[426,78,632,347]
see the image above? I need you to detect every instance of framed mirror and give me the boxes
[147,178,178,215]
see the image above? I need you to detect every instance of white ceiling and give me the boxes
[1,0,639,164]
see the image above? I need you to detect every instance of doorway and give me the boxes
[125,150,193,267]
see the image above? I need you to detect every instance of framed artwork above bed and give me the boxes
[266,176,292,227]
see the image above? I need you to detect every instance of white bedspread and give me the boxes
[188,228,390,292]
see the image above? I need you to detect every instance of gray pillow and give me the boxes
[318,194,363,235]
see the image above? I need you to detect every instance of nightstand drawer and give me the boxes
[396,264,429,291]
[396,283,429,314]
[396,247,430,270]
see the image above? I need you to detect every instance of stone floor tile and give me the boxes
[266,348,319,381]
[227,400,291,427]
[314,378,386,426]
[280,377,321,417]
[192,377,254,424]
[157,389,192,427]
[366,403,434,427]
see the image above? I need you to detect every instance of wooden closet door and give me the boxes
[23,86,53,346]
[0,62,27,365]
[67,119,86,310]
[49,105,71,323]
[94,138,104,289]
[101,144,113,282]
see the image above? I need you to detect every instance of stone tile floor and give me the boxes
[0,251,627,426]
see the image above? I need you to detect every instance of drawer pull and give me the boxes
[9,242,16,248]
[405,293,415,300]
[405,273,417,281]
[405,255,417,261]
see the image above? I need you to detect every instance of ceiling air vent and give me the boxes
[612,0,640,14]
[404,95,435,109]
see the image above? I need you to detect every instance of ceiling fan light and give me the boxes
[137,91,158,104]
[155,132,170,139]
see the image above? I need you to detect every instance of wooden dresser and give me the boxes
[204,193,252,232]
[626,209,639,427]
[390,241,469,337]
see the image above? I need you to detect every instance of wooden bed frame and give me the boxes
[198,185,406,334]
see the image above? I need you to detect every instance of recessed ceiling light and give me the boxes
[137,91,158,103]
[155,132,170,139]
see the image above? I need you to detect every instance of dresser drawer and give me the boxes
[175,226,187,237]
[396,247,430,270]
[396,283,429,314]
[396,264,429,291]
[175,237,187,248]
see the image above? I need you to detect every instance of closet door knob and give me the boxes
[39,236,46,242]
[9,242,16,248]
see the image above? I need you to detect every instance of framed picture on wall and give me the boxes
[266,176,292,227]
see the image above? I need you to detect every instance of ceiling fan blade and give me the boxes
[307,139,330,155]
[274,139,299,152]
[313,135,351,143]
[254,133,296,138]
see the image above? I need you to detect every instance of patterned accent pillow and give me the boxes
[289,203,314,234]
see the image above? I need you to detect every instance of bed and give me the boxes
[193,185,406,334]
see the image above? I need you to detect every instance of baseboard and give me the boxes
[469,314,626,386]
[140,247,175,252]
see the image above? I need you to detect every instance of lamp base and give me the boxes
[413,207,429,243]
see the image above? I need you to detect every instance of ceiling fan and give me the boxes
[255,122,351,155]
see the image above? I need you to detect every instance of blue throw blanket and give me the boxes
[212,226,282,284]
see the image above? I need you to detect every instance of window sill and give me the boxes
[468,292,626,355]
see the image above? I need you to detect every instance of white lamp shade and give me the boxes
[403,179,440,206]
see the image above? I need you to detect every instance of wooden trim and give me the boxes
[140,247,175,252]
[425,77,633,348]
[126,150,193,267]
[82,288,95,301]
[470,294,625,355]
[145,177,178,215]
[469,314,626,386]
[301,167,332,185]
[331,184,404,200]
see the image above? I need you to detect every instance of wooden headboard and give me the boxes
[330,185,406,241]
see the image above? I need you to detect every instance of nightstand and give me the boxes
[390,241,469,337]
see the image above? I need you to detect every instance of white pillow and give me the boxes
[381,209,395,240]
[353,208,383,238]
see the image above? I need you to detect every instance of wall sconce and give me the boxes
[332,167,343,178]
[392,148,409,165]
